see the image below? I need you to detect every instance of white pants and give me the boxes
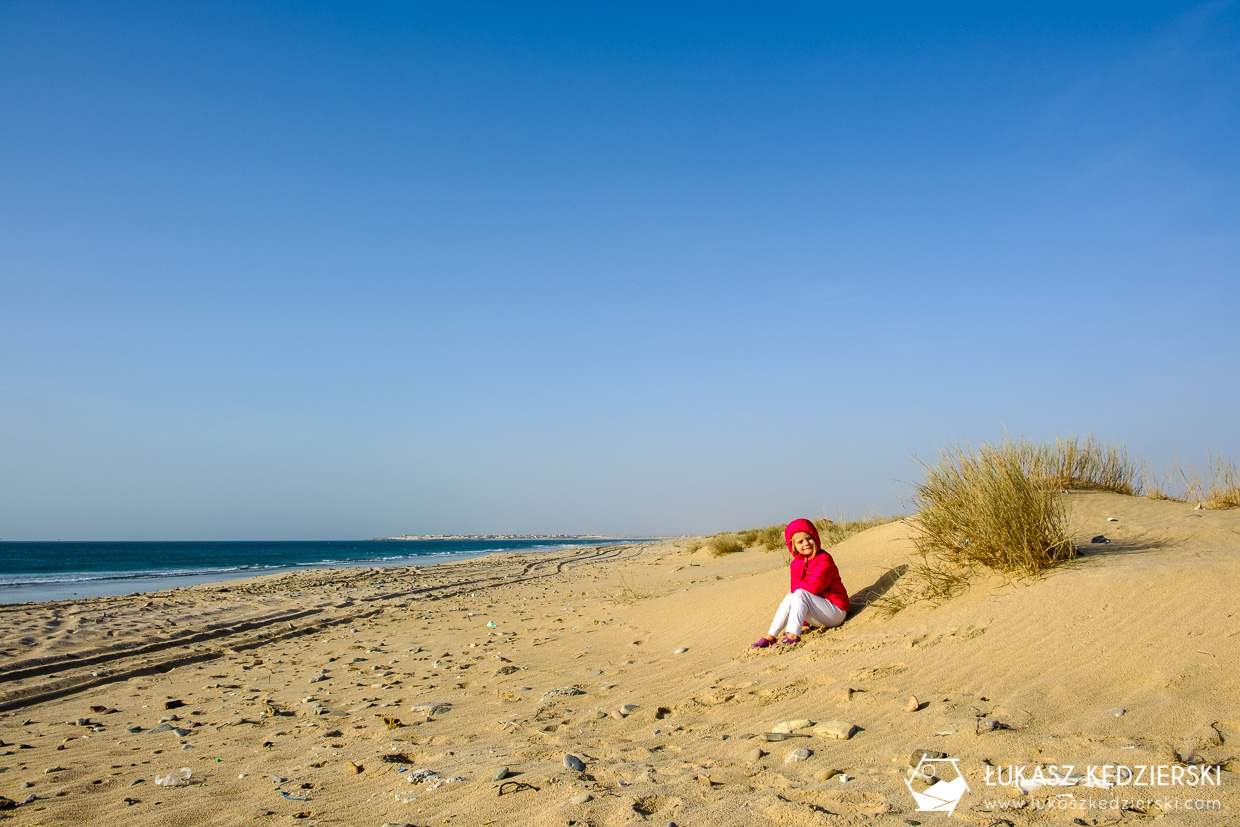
[768,589,846,637]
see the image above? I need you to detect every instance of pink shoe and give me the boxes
[778,636,801,646]
[750,637,774,649]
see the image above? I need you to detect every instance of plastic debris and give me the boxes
[153,768,192,787]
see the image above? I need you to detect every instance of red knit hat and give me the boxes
[784,518,821,554]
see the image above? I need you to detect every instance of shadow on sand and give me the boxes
[847,564,909,618]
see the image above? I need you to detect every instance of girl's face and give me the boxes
[791,531,818,558]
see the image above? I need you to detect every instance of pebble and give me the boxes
[620,704,639,715]
[772,719,813,733]
[785,747,812,763]
[150,723,173,733]
[912,748,947,768]
[18,782,32,789]
[815,769,842,781]
[491,767,509,782]
[742,747,766,763]
[586,670,602,676]
[570,793,593,804]
[563,754,586,772]
[674,647,688,654]
[1090,535,1110,544]
[347,761,363,774]
[594,710,607,719]
[610,710,625,720]
[906,695,920,712]
[45,766,66,774]
[812,720,856,740]
[977,718,1002,733]
[541,687,584,702]
[1110,708,1126,717]
[126,725,143,733]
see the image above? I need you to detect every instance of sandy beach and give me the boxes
[2,491,1238,825]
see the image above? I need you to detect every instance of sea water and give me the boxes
[0,538,632,604]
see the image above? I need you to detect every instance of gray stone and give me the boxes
[742,747,766,763]
[541,687,584,703]
[785,747,812,763]
[563,754,586,772]
[1110,708,1126,717]
[491,767,509,782]
[674,647,689,654]
[620,704,639,715]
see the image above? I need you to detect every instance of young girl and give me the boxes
[750,518,849,648]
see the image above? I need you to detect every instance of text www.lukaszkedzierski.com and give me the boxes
[985,795,1222,813]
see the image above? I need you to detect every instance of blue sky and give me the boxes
[2,2,1237,539]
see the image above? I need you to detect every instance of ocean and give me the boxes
[0,538,633,605]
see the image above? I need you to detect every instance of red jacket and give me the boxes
[790,550,849,613]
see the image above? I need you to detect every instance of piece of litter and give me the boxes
[279,790,310,801]
[153,768,192,787]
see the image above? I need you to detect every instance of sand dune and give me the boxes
[1,492,1237,824]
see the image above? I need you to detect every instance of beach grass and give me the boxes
[879,437,1076,611]
[915,439,1075,575]
[704,533,744,556]
[817,514,899,547]
[1187,454,1240,509]
[1142,453,1240,508]
[1015,434,1139,494]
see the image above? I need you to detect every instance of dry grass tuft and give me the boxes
[1016,434,1139,494]
[878,438,1075,613]
[1142,454,1240,509]
[736,525,784,551]
[704,533,744,557]
[1188,455,1240,509]
[817,514,899,547]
